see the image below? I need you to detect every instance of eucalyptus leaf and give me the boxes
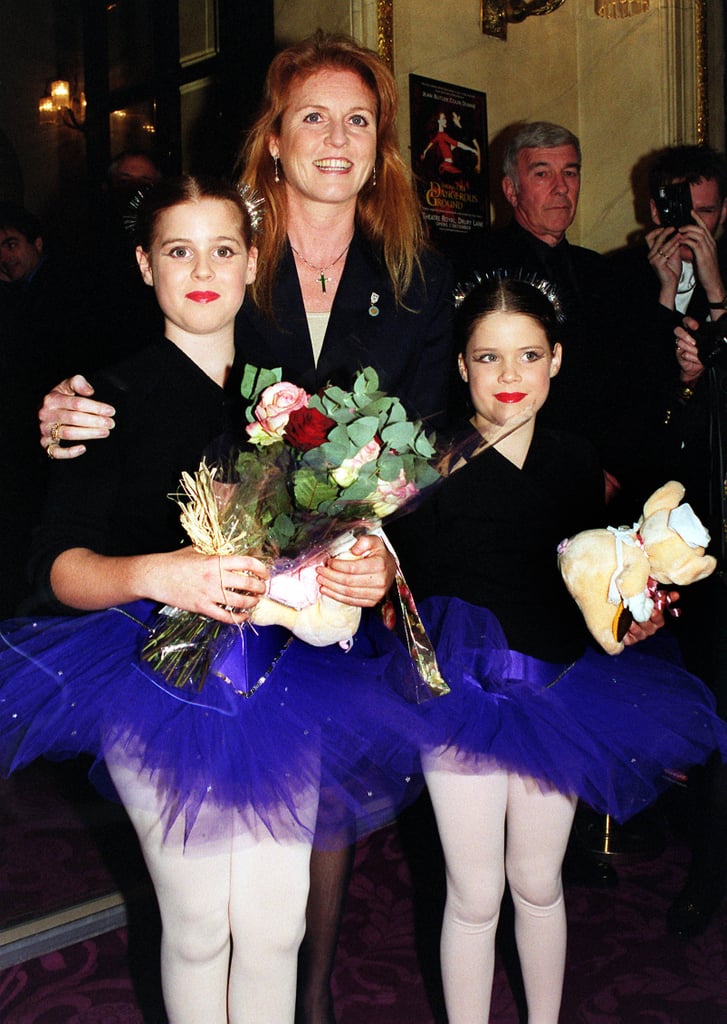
[271,511,295,544]
[338,477,378,502]
[314,393,357,424]
[417,464,441,488]
[373,396,404,422]
[306,394,326,414]
[240,364,282,405]
[293,468,340,510]
[314,440,350,465]
[357,396,390,418]
[381,421,415,450]
[413,430,437,457]
[360,366,380,391]
[324,425,354,449]
[346,416,379,448]
[320,385,349,408]
[377,452,404,481]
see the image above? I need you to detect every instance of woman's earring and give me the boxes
[372,162,377,188]
[274,155,280,183]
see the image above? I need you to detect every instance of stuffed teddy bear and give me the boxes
[249,537,362,648]
[557,481,717,655]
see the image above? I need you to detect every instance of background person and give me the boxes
[83,149,166,365]
[660,293,727,937]
[609,150,727,936]
[0,203,94,615]
[607,144,727,511]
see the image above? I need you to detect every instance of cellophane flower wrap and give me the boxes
[141,364,447,694]
[240,363,440,549]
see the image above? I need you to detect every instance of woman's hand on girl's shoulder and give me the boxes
[40,375,116,459]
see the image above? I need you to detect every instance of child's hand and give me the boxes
[622,589,680,646]
[147,548,269,623]
[317,534,396,607]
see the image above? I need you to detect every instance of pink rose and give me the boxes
[247,382,309,442]
[331,438,382,487]
[371,469,419,518]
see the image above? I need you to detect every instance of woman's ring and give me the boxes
[47,442,58,460]
[50,422,62,443]
[658,248,666,257]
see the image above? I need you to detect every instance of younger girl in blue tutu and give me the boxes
[0,176,418,1024]
[388,273,727,1024]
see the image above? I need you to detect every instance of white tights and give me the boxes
[424,761,577,1024]
[108,757,312,1024]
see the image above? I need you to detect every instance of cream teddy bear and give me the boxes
[249,534,362,647]
[557,481,716,655]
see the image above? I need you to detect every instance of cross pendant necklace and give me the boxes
[290,238,353,294]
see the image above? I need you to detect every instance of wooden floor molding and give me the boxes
[0,891,128,969]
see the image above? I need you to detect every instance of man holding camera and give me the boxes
[621,146,727,941]
[611,145,727,394]
[646,145,727,322]
[606,146,727,510]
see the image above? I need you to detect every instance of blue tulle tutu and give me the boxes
[414,596,727,823]
[0,600,424,848]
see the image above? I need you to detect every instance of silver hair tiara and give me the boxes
[453,267,566,323]
[123,187,150,240]
[238,183,265,234]
[122,182,265,241]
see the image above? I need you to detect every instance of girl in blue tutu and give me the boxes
[388,273,727,1024]
[0,176,413,1024]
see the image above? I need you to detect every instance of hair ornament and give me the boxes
[452,270,483,309]
[453,267,566,323]
[238,183,265,235]
[122,187,154,242]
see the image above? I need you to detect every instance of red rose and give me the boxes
[284,406,336,451]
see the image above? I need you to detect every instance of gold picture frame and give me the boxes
[376,0,394,67]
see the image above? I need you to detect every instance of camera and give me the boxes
[694,319,727,368]
[654,181,694,229]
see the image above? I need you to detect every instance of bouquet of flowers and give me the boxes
[239,363,440,544]
[141,364,446,693]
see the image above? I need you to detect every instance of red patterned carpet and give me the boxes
[2,765,727,1023]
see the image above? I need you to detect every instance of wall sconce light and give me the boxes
[481,0,566,39]
[38,80,86,131]
[596,0,649,15]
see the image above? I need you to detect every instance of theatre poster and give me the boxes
[409,74,489,259]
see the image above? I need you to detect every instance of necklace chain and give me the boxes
[289,238,352,294]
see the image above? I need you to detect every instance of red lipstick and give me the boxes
[494,392,527,403]
[186,291,220,303]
